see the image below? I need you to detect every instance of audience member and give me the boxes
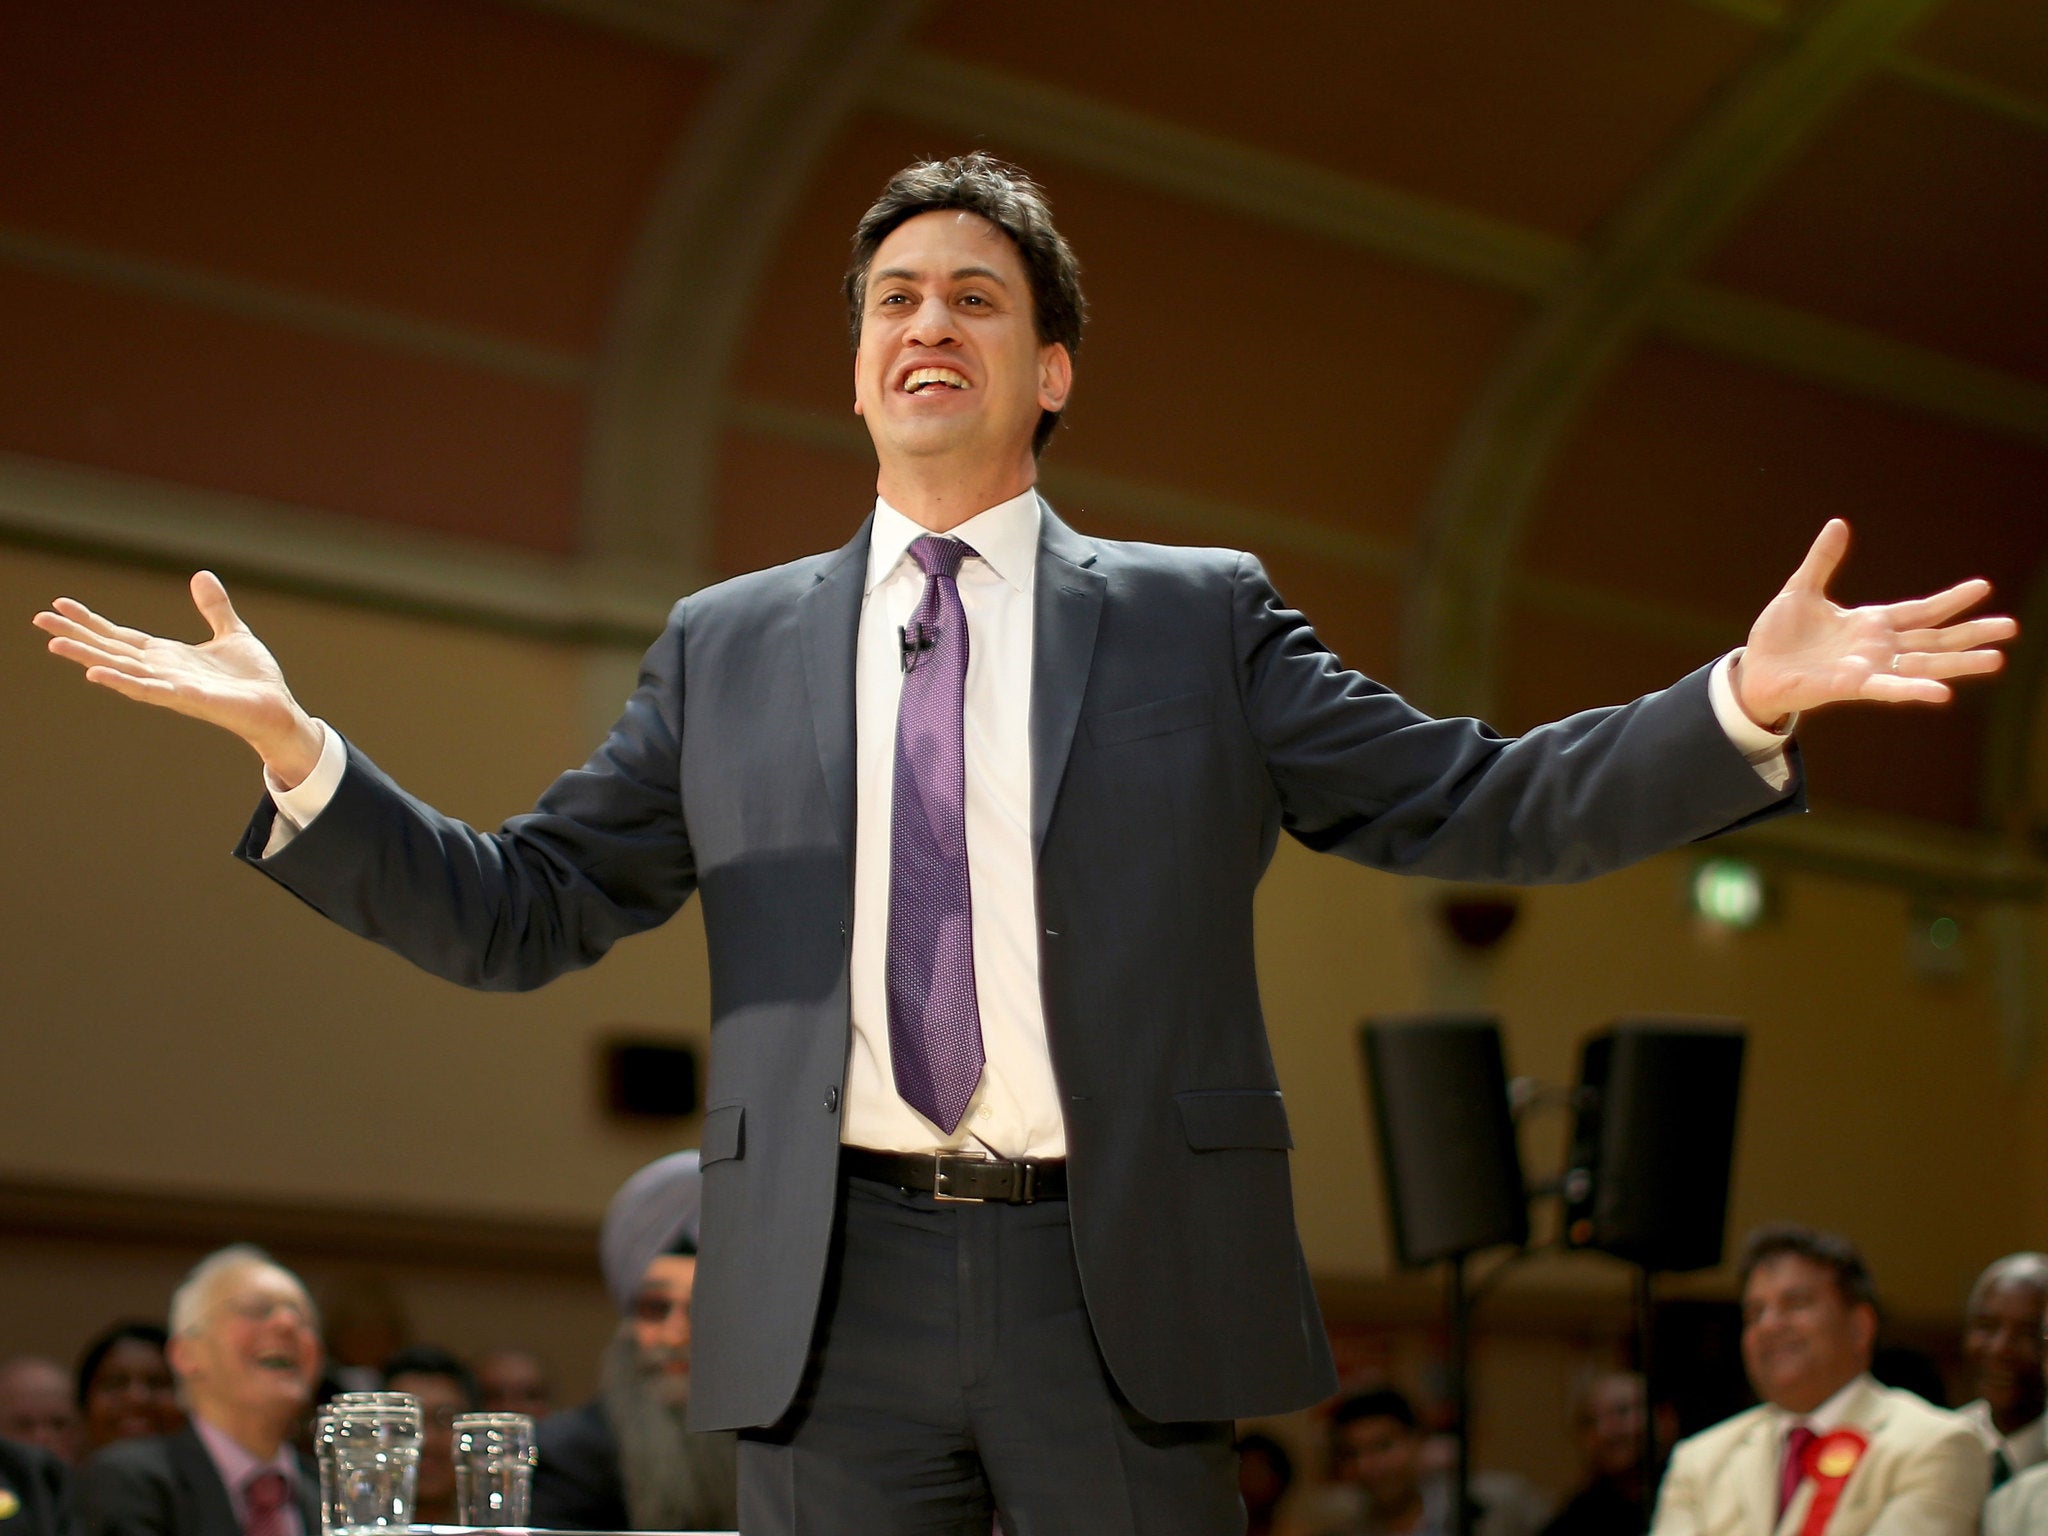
[474,1348,553,1419]
[320,1278,409,1396]
[0,1359,82,1465]
[1958,1252,2048,1483]
[75,1325,183,1455]
[1311,1388,1547,1536]
[1649,1223,1986,1536]
[1540,1372,1649,1536]
[0,1434,72,1536]
[531,1152,737,1532]
[381,1346,481,1525]
[1236,1431,1293,1536]
[1983,1312,2048,1535]
[75,1246,323,1536]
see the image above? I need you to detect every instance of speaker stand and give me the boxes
[1448,1250,1474,1536]
[1633,1264,1657,1513]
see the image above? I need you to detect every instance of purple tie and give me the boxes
[887,535,985,1134]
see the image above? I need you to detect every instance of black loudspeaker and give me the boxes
[1361,1016,1529,1268]
[602,1038,701,1119]
[1563,1020,1746,1273]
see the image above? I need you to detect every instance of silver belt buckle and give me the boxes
[932,1148,989,1203]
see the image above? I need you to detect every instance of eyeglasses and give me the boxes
[632,1294,690,1325]
[218,1296,315,1328]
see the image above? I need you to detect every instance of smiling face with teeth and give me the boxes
[169,1258,321,1453]
[853,209,1072,528]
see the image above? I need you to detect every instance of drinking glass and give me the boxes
[327,1392,422,1534]
[452,1413,537,1528]
[313,1409,338,1536]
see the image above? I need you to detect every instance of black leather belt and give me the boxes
[842,1145,1068,1204]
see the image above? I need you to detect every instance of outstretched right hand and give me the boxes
[33,570,325,788]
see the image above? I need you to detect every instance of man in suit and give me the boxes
[1957,1252,2048,1483]
[533,1152,739,1533]
[1650,1224,1987,1536]
[75,1248,322,1536]
[35,154,2016,1534]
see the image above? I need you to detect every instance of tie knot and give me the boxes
[909,535,972,581]
[244,1471,290,1518]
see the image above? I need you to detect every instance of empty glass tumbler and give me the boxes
[452,1413,537,1527]
[326,1392,422,1534]
[313,1409,338,1536]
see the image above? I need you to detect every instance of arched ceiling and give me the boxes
[2,0,2045,876]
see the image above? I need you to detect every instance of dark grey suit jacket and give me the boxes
[239,505,1799,1431]
[73,1427,318,1536]
[0,1437,72,1536]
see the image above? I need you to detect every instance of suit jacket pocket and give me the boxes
[1086,689,1215,748]
[700,1103,745,1165]
[1175,1089,1292,1151]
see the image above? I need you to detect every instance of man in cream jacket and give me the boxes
[1651,1225,1986,1536]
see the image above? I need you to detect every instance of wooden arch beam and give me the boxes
[1401,0,1946,718]
[579,0,923,587]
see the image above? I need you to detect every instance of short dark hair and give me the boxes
[1739,1223,1879,1313]
[1330,1386,1419,1432]
[75,1322,170,1410]
[844,152,1086,457]
[381,1345,482,1410]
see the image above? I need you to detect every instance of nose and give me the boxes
[656,1306,692,1350]
[904,293,958,348]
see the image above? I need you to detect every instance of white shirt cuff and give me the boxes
[259,720,345,857]
[1709,650,1795,792]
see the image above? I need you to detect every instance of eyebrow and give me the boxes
[872,264,1011,287]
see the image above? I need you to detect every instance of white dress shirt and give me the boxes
[1961,1398,2047,1476]
[264,493,1792,1161]
[844,491,1062,1157]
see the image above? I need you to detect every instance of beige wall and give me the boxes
[7,540,2044,1490]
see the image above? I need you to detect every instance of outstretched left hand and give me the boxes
[1734,519,2018,728]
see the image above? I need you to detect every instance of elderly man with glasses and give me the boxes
[76,1247,323,1536]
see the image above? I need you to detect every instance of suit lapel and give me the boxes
[798,517,873,859]
[1029,501,1105,853]
[1734,1414,1781,1536]
[169,1425,241,1536]
[1824,1380,1892,1529]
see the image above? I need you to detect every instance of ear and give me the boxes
[1037,342,1073,414]
[166,1332,196,1382]
[1851,1302,1878,1354]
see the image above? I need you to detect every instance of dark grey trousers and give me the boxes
[737,1173,1245,1536]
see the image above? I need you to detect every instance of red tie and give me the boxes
[1778,1425,1818,1518]
[243,1469,291,1536]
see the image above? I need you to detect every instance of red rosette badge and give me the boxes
[1798,1428,1869,1535]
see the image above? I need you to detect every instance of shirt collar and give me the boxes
[866,489,1041,595]
[192,1413,299,1493]
[1774,1372,1874,1437]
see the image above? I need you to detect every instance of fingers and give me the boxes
[1882,577,1993,630]
[190,570,245,641]
[46,634,147,675]
[83,665,177,706]
[1894,616,2018,653]
[1890,648,2007,682]
[1784,519,1849,596]
[1857,671,1954,706]
[37,611,146,660]
[39,597,154,648]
